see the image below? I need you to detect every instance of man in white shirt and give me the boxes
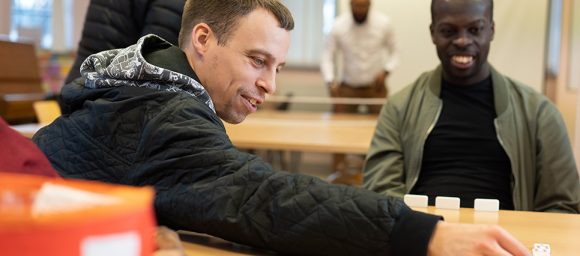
[320,0,398,185]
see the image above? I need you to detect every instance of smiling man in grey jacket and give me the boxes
[364,0,580,213]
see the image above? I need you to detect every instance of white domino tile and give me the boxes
[474,199,500,212]
[435,196,460,210]
[532,243,551,256]
[403,194,428,208]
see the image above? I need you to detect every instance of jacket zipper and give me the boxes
[494,119,517,209]
[409,102,443,192]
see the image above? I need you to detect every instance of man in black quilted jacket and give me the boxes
[35,0,529,255]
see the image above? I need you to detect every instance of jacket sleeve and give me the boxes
[138,0,183,45]
[65,0,184,84]
[65,0,142,84]
[363,100,407,198]
[534,101,580,213]
[130,100,440,255]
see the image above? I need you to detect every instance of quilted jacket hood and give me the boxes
[63,35,214,115]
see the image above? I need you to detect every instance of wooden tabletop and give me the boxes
[224,110,378,154]
[179,231,274,256]
[10,123,43,138]
[181,207,580,255]
[415,207,580,255]
[12,110,378,155]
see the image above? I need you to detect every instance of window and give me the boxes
[10,0,52,49]
[282,0,336,68]
[546,0,562,77]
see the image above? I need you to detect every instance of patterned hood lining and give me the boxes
[79,34,215,113]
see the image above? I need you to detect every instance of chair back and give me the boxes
[33,100,61,124]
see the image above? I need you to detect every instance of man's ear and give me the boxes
[190,23,213,55]
[429,24,436,44]
[490,21,495,41]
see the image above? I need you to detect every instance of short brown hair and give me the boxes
[178,0,294,48]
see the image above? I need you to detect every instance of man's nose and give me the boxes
[453,32,473,48]
[257,70,276,94]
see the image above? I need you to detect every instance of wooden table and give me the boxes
[179,231,274,256]
[180,208,580,255]
[415,207,580,255]
[224,110,378,154]
[10,123,44,138]
[12,110,378,155]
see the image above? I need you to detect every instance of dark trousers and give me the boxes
[330,81,387,114]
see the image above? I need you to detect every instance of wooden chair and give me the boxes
[0,40,47,124]
[33,100,61,125]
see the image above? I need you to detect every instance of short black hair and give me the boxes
[430,0,494,22]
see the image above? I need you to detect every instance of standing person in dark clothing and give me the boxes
[364,0,580,213]
[35,0,530,255]
[65,0,185,84]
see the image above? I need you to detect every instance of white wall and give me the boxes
[337,0,548,94]
[570,0,580,90]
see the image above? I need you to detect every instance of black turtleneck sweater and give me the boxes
[411,76,514,210]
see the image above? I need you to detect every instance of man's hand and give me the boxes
[154,226,186,256]
[327,81,340,97]
[428,221,530,256]
[374,71,388,96]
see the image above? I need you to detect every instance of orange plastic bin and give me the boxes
[0,173,156,256]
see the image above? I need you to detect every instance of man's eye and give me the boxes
[469,27,482,34]
[252,57,265,66]
[440,28,454,36]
